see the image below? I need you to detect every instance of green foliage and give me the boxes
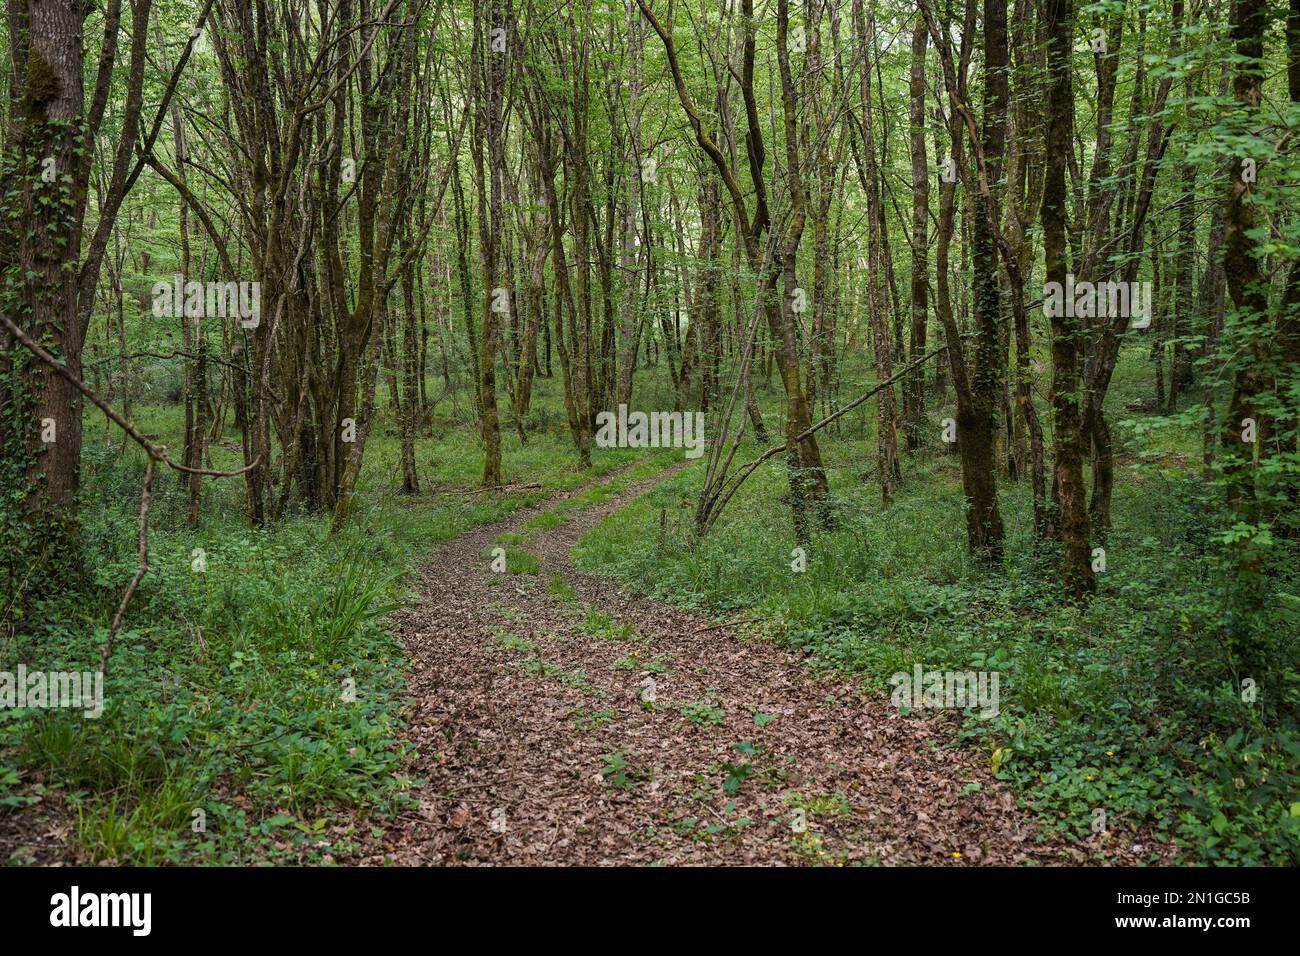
[575,350,1300,865]
[547,576,578,602]
[7,504,414,864]
[572,707,617,732]
[0,394,650,864]
[599,750,647,790]
[577,609,637,642]
[678,694,726,728]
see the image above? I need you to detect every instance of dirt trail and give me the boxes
[365,464,1085,866]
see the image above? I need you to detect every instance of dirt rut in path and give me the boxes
[367,464,1088,866]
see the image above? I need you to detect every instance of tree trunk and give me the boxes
[1042,0,1094,598]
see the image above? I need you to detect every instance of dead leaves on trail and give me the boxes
[356,466,1146,867]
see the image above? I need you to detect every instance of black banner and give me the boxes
[0,865,1279,942]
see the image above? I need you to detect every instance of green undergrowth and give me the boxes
[575,353,1300,865]
[2,385,665,864]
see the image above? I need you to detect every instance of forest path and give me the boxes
[364,462,1073,866]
